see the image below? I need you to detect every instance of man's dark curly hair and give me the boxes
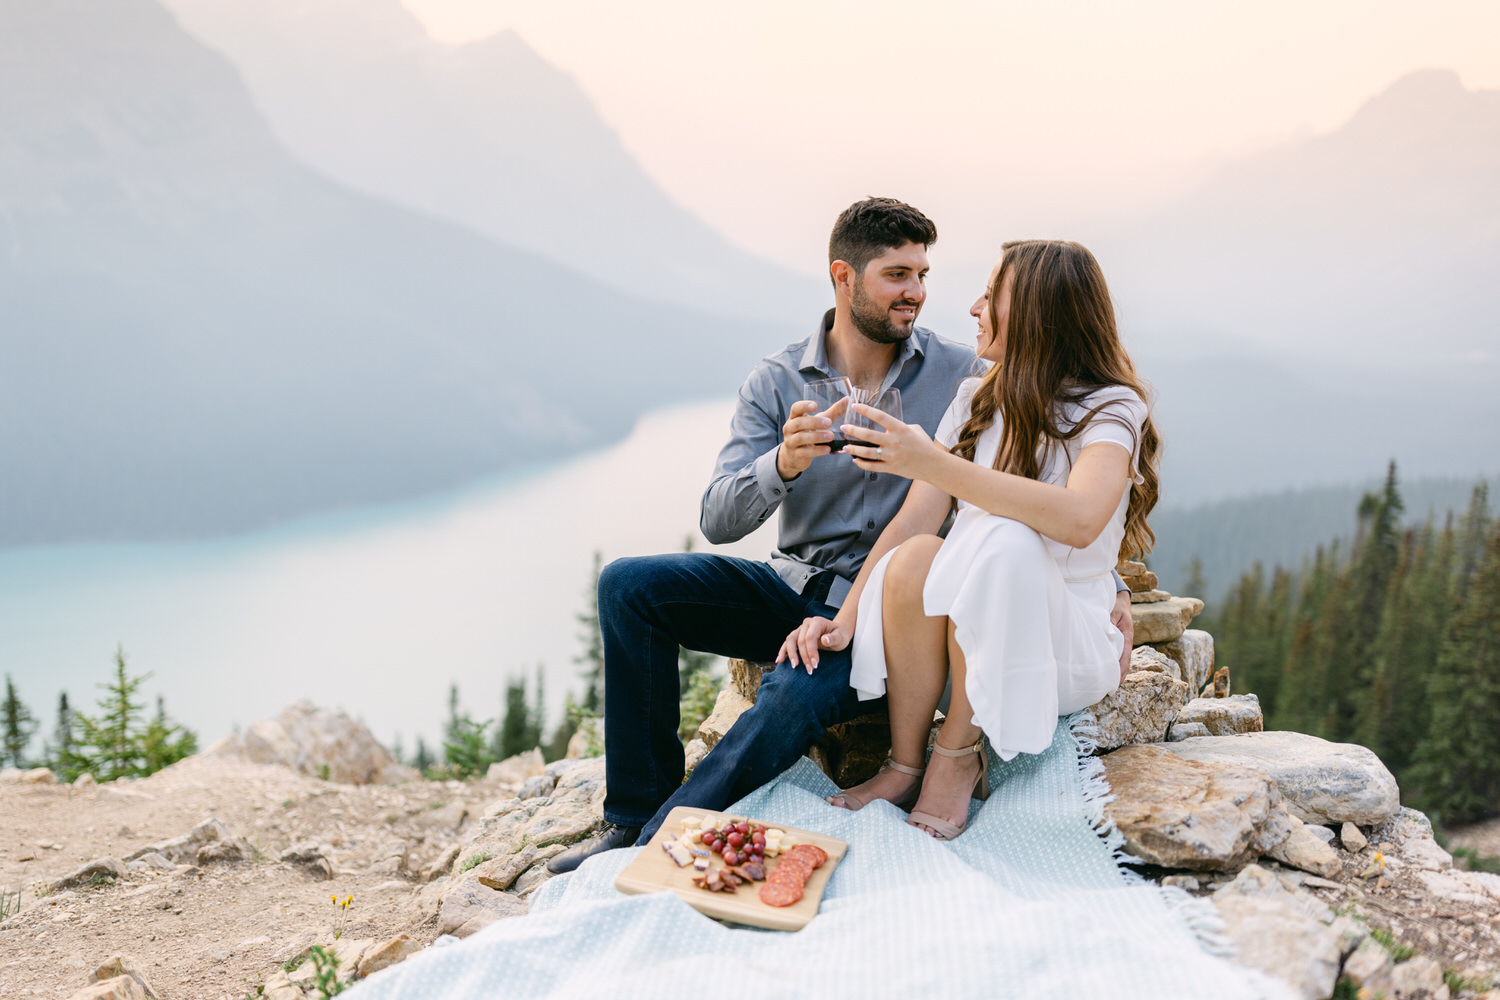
[827,197,938,285]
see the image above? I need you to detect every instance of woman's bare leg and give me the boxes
[909,620,986,837]
[829,535,948,809]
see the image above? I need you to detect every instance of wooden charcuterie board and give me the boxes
[614,807,848,932]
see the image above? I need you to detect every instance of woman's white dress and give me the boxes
[849,378,1149,761]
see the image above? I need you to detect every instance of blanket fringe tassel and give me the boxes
[1065,710,1234,959]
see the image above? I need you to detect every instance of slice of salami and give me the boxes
[758,881,804,907]
[799,845,828,868]
[772,858,811,881]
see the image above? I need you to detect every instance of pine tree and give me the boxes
[63,647,149,781]
[576,551,605,713]
[412,735,434,775]
[530,664,546,750]
[1409,519,1500,824]
[497,676,541,760]
[1330,463,1404,740]
[389,732,406,767]
[139,695,198,775]
[2,675,38,768]
[44,692,74,769]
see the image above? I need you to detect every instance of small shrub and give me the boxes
[457,854,489,874]
[330,894,352,939]
[306,944,345,998]
[1369,926,1416,962]
[0,884,22,922]
[677,670,720,740]
[1451,845,1500,874]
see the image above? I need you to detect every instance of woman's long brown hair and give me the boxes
[950,240,1161,561]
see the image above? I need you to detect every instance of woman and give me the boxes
[775,239,1160,840]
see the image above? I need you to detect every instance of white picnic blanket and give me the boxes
[345,716,1291,999]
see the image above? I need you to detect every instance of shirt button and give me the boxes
[866,520,875,529]
[869,473,877,481]
[773,488,781,495]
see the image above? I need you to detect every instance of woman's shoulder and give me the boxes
[1071,383,1148,420]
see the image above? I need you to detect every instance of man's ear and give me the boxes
[830,260,856,300]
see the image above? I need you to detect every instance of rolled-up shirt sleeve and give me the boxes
[700,369,790,544]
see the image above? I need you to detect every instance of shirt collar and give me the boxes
[799,308,927,382]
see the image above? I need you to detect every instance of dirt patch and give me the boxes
[0,756,504,999]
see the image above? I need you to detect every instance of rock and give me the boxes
[70,977,146,1000]
[1341,935,1395,989]
[196,838,251,865]
[1126,645,1179,678]
[1102,745,1284,870]
[1414,869,1495,907]
[1399,832,1453,872]
[88,957,160,1000]
[421,845,462,883]
[367,840,409,876]
[1384,955,1449,1000]
[728,658,772,702]
[130,852,175,873]
[210,699,417,784]
[1341,821,1368,853]
[1160,874,1200,891]
[1128,589,1170,603]
[356,933,422,979]
[517,773,556,800]
[127,818,235,865]
[1175,695,1263,736]
[74,772,97,789]
[565,717,603,759]
[1264,811,1341,878]
[1307,824,1336,845]
[473,846,537,891]
[52,857,127,892]
[1129,596,1203,644]
[511,864,551,897]
[1150,630,1215,695]
[1088,670,1191,750]
[261,971,305,1000]
[21,767,57,784]
[682,738,709,775]
[437,878,528,937]
[1211,865,1342,1000]
[1211,666,1231,698]
[695,687,754,750]
[488,749,545,785]
[1151,731,1400,826]
[1167,722,1211,741]
[1117,561,1156,591]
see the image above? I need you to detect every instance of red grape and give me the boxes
[726,831,745,849]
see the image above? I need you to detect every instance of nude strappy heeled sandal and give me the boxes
[826,758,926,811]
[907,737,989,840]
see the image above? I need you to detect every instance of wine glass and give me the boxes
[845,387,902,457]
[802,377,853,452]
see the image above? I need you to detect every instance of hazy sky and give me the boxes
[400,0,1500,295]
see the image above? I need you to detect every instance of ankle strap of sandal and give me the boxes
[884,758,926,777]
[930,737,985,758]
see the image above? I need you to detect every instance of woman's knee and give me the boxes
[883,534,943,609]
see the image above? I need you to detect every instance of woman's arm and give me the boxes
[841,405,1132,550]
[776,478,952,672]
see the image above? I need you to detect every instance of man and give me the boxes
[548,198,1133,874]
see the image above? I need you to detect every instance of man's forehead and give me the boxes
[868,242,930,271]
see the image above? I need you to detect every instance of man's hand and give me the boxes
[1112,588,1134,682]
[776,398,849,482]
[776,616,851,674]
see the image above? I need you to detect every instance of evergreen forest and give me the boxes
[1199,464,1500,827]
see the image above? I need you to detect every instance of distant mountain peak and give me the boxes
[1342,67,1494,140]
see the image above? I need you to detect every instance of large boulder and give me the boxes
[208,700,417,785]
[1151,731,1400,826]
[1129,596,1204,644]
[1088,667,1191,750]
[1101,745,1287,870]
[1149,629,1215,693]
[728,659,772,701]
[1212,865,1343,1000]
[695,688,754,750]
[1175,694,1263,735]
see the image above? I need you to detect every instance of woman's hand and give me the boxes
[841,404,948,481]
[775,616,851,673]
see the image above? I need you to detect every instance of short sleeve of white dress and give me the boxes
[934,378,983,451]
[1073,387,1149,484]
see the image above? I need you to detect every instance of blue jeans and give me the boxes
[597,553,885,840]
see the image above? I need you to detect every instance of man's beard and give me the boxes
[851,281,918,345]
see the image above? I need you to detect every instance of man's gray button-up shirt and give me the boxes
[699,310,980,608]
